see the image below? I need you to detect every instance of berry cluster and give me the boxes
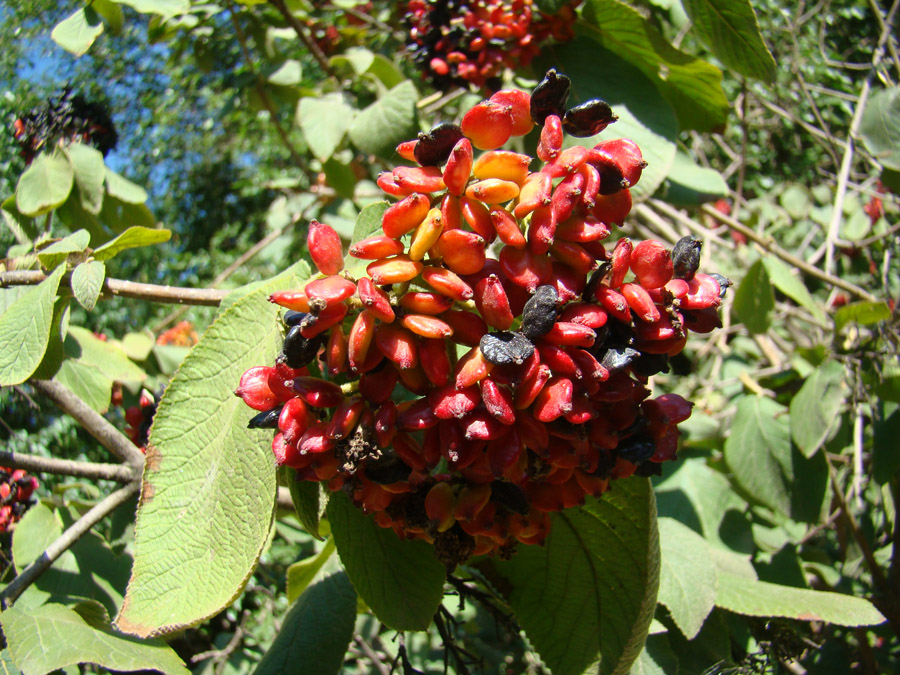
[0,468,39,533]
[405,0,578,90]
[11,88,117,164]
[125,390,158,452]
[238,70,727,567]
[156,320,199,347]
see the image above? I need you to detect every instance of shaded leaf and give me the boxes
[860,86,900,171]
[115,0,190,17]
[581,0,728,132]
[873,402,900,483]
[658,518,717,639]
[790,361,846,457]
[1,603,189,675]
[657,151,728,205]
[65,143,106,215]
[682,0,775,81]
[51,7,104,56]
[92,226,171,261]
[0,265,66,386]
[66,325,146,384]
[834,300,891,333]
[761,256,826,322]
[286,538,335,603]
[37,229,91,270]
[55,359,112,413]
[297,94,354,163]
[715,572,885,626]
[495,478,659,675]
[115,272,310,637]
[349,81,419,157]
[731,259,773,334]
[327,490,445,631]
[253,568,356,675]
[105,169,148,204]
[16,151,74,217]
[71,260,106,311]
[285,469,325,540]
[120,330,156,361]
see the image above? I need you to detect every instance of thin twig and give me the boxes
[0,481,140,608]
[699,204,879,302]
[0,452,133,483]
[354,636,390,675]
[0,270,227,306]
[268,0,336,78]
[29,379,145,471]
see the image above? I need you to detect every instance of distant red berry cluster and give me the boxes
[238,70,728,568]
[11,88,117,164]
[0,468,39,533]
[156,320,199,347]
[405,0,579,90]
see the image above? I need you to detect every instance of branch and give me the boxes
[697,203,879,302]
[0,270,227,306]
[268,0,336,78]
[0,451,133,483]
[29,379,146,472]
[0,481,140,607]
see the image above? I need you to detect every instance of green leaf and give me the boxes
[115,272,310,637]
[65,143,106,215]
[789,361,846,458]
[761,256,826,322]
[92,226,171,261]
[349,81,419,157]
[2,195,38,241]
[724,396,827,522]
[55,359,113,413]
[543,39,677,203]
[494,478,659,675]
[332,47,375,74]
[323,158,358,200]
[860,86,900,171]
[715,572,885,626]
[873,402,900,483]
[105,169,148,204]
[681,0,775,82]
[731,259,774,334]
[71,261,106,311]
[56,190,107,244]
[286,538,335,603]
[114,0,190,17]
[629,634,680,675]
[656,151,729,205]
[0,265,66,386]
[31,298,71,381]
[833,300,891,333]
[366,55,406,89]
[66,326,146,384]
[267,59,302,86]
[1,603,189,675]
[121,330,155,361]
[37,229,91,270]
[219,261,312,313]
[327,490,445,631]
[345,201,389,278]
[285,469,325,539]
[581,0,729,132]
[93,0,125,32]
[253,569,356,675]
[297,94,355,162]
[51,7,105,56]
[16,151,75,217]
[151,344,190,375]
[658,518,717,640]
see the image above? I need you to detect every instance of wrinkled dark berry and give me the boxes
[479,331,535,366]
[709,273,733,298]
[414,122,464,166]
[521,284,559,340]
[562,99,617,137]
[631,353,670,377]
[364,452,413,485]
[616,435,655,463]
[283,310,307,327]
[530,69,570,125]
[599,346,641,373]
[583,261,611,302]
[672,236,702,281]
[248,406,283,429]
[281,325,325,368]
[491,480,530,515]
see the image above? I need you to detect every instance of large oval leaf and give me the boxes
[16,151,74,217]
[115,268,310,637]
[681,0,775,82]
[348,81,419,158]
[541,38,678,204]
[0,265,66,386]
[327,490,445,631]
[494,478,659,675]
[860,86,900,171]
[580,0,728,133]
